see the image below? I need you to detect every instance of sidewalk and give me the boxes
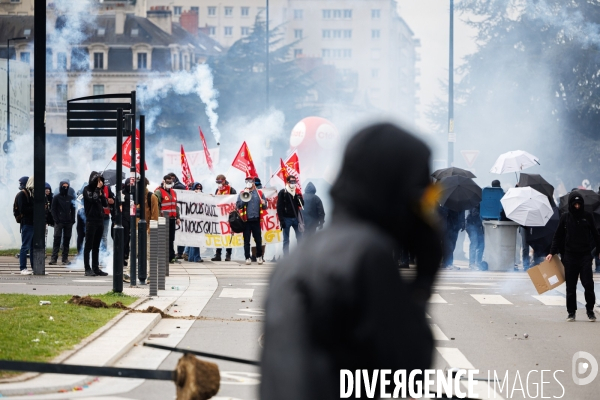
[0,262,218,397]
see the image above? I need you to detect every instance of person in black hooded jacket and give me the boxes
[83,171,109,276]
[302,182,325,236]
[260,123,442,400]
[50,180,75,265]
[548,191,600,321]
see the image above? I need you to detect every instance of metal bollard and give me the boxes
[149,220,158,296]
[164,211,171,277]
[157,217,166,291]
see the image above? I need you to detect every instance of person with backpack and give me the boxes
[302,182,325,236]
[14,176,34,275]
[237,175,267,265]
[277,176,304,255]
[83,171,109,277]
[212,174,237,261]
[547,191,600,321]
[49,180,75,265]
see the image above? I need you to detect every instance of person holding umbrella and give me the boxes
[547,192,600,322]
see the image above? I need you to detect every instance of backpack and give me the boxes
[13,190,29,223]
[228,209,245,234]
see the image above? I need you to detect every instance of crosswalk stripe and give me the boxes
[552,286,588,307]
[430,324,449,341]
[219,288,254,298]
[429,294,448,303]
[470,294,512,305]
[532,295,565,306]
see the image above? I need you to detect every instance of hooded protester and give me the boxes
[50,180,76,265]
[98,175,115,258]
[44,183,54,227]
[251,177,266,262]
[548,191,600,321]
[276,175,304,255]
[83,171,109,276]
[261,123,442,399]
[237,175,267,265]
[302,182,325,236]
[14,176,34,275]
[212,174,237,261]
[76,182,87,257]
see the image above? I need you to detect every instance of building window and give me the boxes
[344,9,352,19]
[224,26,233,36]
[224,7,233,17]
[241,27,250,36]
[19,52,30,64]
[57,52,67,70]
[372,69,380,78]
[372,29,381,39]
[333,10,342,19]
[241,7,249,16]
[208,6,216,16]
[97,28,105,36]
[137,52,147,70]
[183,54,188,70]
[294,9,303,20]
[343,49,352,58]
[294,49,303,58]
[93,52,104,69]
[372,9,381,19]
[322,49,331,58]
[322,30,331,39]
[333,30,342,39]
[93,84,104,102]
[131,28,139,37]
[56,84,67,102]
[371,49,381,60]
[209,26,216,36]
[191,6,199,14]
[343,30,352,39]
[322,9,331,19]
[174,6,182,15]
[294,29,303,39]
[23,28,30,36]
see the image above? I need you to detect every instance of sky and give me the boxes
[396,0,479,131]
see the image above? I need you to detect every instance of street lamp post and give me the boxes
[447,0,455,167]
[3,36,28,160]
[266,0,269,110]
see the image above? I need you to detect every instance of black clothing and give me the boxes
[169,218,176,261]
[564,252,595,313]
[276,189,304,219]
[45,192,54,226]
[261,123,442,400]
[550,192,600,256]
[15,190,34,226]
[77,214,85,254]
[443,208,464,267]
[51,223,73,262]
[243,219,263,259]
[51,181,76,225]
[83,172,108,223]
[84,222,104,270]
[302,182,325,233]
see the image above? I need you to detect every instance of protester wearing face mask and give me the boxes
[83,171,109,277]
[237,175,267,265]
[14,176,34,275]
[212,174,237,262]
[49,180,76,265]
[276,176,304,255]
[154,175,181,263]
[187,183,204,263]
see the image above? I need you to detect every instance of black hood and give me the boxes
[331,123,431,243]
[569,191,585,216]
[305,182,316,194]
[88,171,104,188]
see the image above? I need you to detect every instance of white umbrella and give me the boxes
[500,187,553,227]
[490,150,540,174]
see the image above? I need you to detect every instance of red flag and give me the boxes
[277,151,301,191]
[198,127,214,174]
[231,141,259,178]
[180,145,194,188]
[111,129,148,173]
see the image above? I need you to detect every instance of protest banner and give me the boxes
[174,188,282,248]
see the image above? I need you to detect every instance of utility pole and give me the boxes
[266,0,269,110]
[447,0,455,167]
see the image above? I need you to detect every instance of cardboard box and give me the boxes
[527,257,566,295]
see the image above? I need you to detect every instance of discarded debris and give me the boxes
[32,338,39,342]
[175,353,220,400]
[524,333,529,338]
[49,316,54,321]
[38,331,46,335]
[68,295,108,308]
[39,301,51,306]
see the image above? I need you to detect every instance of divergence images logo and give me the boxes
[572,351,598,386]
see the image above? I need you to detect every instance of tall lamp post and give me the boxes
[3,36,28,168]
[447,0,455,167]
[266,0,269,109]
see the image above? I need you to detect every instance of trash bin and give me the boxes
[483,220,520,271]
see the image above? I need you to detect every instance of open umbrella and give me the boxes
[432,167,476,181]
[101,169,126,186]
[490,150,540,174]
[559,190,600,229]
[501,187,553,227]
[438,175,482,212]
[518,173,556,206]
[526,207,560,253]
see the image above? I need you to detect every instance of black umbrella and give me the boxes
[438,175,482,212]
[101,169,126,186]
[559,190,600,229]
[432,167,476,180]
[526,207,560,253]
[518,173,555,206]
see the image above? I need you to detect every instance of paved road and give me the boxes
[3,261,600,400]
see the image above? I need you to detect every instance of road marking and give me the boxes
[71,279,112,283]
[429,294,447,303]
[220,371,261,385]
[0,283,26,285]
[245,282,269,286]
[470,294,512,305]
[219,288,254,298]
[433,286,467,290]
[237,308,264,314]
[430,324,449,341]
[532,295,565,306]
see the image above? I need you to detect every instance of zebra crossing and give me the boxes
[428,289,596,308]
